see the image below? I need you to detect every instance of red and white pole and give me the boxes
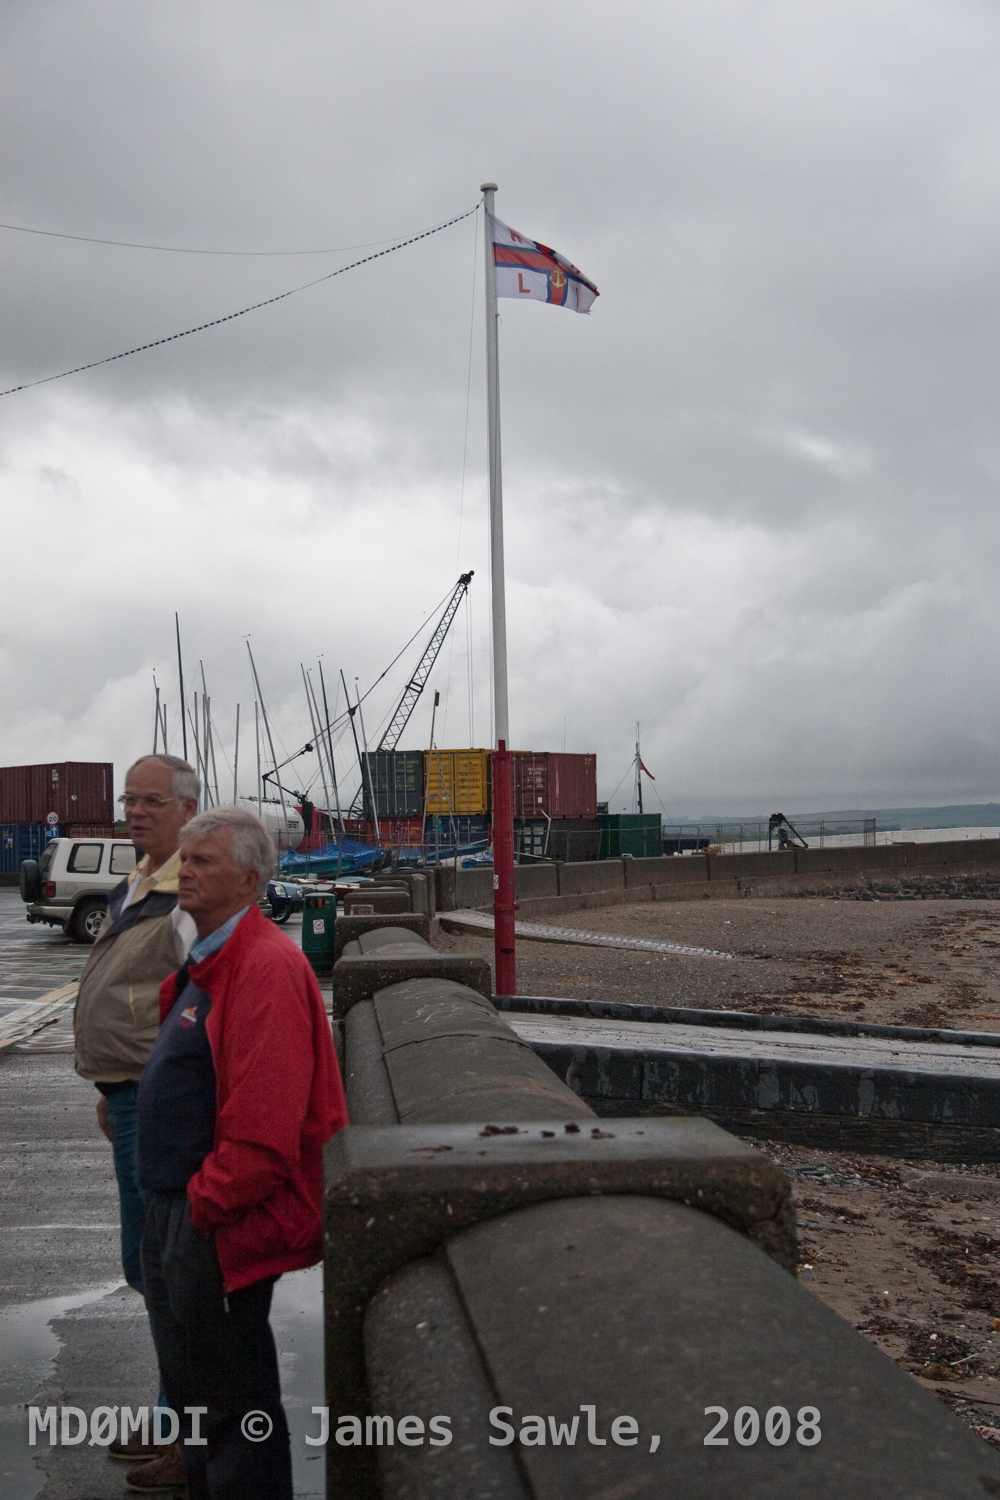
[491,740,516,995]
[482,181,516,997]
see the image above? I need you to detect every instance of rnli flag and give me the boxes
[490,215,599,314]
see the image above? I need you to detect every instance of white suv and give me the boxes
[20,836,138,943]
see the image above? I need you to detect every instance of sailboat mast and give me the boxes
[232,704,240,805]
[175,613,188,761]
[319,663,344,878]
[254,701,262,805]
[247,644,289,838]
[301,664,330,832]
[355,679,380,847]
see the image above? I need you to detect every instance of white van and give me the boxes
[20,836,138,943]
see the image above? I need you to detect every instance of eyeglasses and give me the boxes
[118,794,178,811]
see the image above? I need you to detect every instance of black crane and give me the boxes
[376,571,474,750]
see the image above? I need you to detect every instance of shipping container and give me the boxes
[515,817,600,863]
[423,814,489,849]
[511,753,597,820]
[0,762,114,825]
[361,751,425,819]
[0,821,49,875]
[599,813,662,859]
[373,816,426,848]
[345,814,489,849]
[424,749,491,816]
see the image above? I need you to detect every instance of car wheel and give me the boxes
[19,860,41,903]
[69,896,107,944]
[270,900,292,924]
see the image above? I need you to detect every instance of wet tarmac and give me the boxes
[0,893,324,1498]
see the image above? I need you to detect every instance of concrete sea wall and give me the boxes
[435,837,1000,915]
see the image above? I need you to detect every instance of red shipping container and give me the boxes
[511,753,597,821]
[0,762,114,825]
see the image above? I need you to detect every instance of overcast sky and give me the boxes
[1,0,997,819]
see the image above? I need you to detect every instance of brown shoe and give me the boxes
[125,1443,187,1492]
[109,1433,160,1462]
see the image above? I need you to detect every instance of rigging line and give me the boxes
[606,761,635,807]
[648,780,677,825]
[0,204,479,398]
[0,216,462,257]
[341,579,459,723]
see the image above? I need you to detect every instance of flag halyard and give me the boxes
[489,214,598,314]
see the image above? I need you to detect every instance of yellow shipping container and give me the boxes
[423,748,491,816]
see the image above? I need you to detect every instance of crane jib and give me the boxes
[376,572,474,752]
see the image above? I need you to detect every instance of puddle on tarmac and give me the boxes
[271,1263,326,1498]
[0,1280,124,1500]
[0,1268,326,1499]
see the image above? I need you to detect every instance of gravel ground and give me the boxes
[434,897,1000,1030]
[755,1139,1000,1443]
[434,895,1000,1445]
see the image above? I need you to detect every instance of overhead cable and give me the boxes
[0,216,460,257]
[1,204,479,398]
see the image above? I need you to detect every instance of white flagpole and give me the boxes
[481,182,516,995]
[481,182,509,746]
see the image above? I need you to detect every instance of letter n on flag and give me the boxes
[490,215,599,313]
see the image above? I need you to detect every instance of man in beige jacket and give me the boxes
[74,752,199,1469]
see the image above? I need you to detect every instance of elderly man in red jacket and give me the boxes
[132,806,347,1499]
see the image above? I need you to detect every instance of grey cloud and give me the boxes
[1,0,997,814]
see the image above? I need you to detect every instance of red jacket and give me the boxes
[158,903,347,1293]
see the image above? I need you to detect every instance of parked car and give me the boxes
[264,879,305,924]
[20,836,138,943]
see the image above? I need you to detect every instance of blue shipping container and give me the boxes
[0,822,50,875]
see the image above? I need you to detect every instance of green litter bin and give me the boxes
[302,893,336,974]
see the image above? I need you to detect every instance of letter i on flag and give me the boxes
[490,215,599,313]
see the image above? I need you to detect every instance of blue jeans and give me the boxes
[104,1084,149,1293]
[104,1084,168,1412]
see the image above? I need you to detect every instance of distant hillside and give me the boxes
[687,804,1000,830]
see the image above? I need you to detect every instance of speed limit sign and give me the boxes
[46,812,59,826]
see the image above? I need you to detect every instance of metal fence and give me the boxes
[662,818,877,855]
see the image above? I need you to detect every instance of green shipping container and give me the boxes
[599,813,662,859]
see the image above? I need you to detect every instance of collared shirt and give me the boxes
[188,906,251,965]
[120,850,196,964]
[137,907,249,1194]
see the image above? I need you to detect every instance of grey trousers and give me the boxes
[141,1192,292,1500]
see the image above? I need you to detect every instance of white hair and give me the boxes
[127,754,201,805]
[178,806,276,895]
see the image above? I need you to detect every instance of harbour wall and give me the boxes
[435,836,1000,915]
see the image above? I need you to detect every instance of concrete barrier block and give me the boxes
[324,1115,798,1474]
[344,888,411,915]
[795,844,908,878]
[373,978,593,1126]
[361,1194,1000,1500]
[344,1001,398,1124]
[626,855,706,890]
[514,863,559,900]
[435,865,493,910]
[334,914,430,960]
[623,855,669,888]
[332,947,493,1016]
[905,837,1000,873]
[711,849,796,881]
[557,860,624,896]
